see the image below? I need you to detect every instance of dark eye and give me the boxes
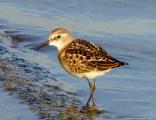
[56,35,61,39]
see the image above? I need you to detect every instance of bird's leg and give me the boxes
[86,78,92,107]
[92,79,96,106]
[86,78,95,107]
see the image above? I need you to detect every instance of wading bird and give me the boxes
[34,28,128,108]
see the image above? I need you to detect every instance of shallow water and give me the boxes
[0,89,38,120]
[0,0,156,120]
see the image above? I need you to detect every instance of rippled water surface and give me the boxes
[0,0,156,120]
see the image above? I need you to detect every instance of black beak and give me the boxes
[32,41,49,50]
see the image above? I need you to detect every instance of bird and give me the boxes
[34,28,128,108]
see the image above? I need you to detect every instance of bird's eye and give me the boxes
[56,35,61,39]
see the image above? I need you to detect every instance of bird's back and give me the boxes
[59,39,128,79]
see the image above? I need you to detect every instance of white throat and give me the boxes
[49,38,73,53]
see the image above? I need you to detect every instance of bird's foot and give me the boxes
[81,104,89,111]
[88,105,105,115]
[80,104,104,114]
[80,104,90,113]
[88,105,98,112]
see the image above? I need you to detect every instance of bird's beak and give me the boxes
[32,40,49,50]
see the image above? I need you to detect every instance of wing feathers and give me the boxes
[60,39,127,74]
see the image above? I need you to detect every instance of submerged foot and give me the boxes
[80,105,89,112]
[80,105,104,115]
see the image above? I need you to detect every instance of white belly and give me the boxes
[82,69,112,79]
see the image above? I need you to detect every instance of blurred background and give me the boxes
[0,0,156,120]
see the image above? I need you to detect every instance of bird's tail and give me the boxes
[111,57,129,68]
[118,61,128,67]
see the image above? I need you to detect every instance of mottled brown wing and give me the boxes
[62,46,94,74]
[62,39,126,73]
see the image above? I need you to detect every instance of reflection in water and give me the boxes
[1,0,156,119]
[60,103,105,120]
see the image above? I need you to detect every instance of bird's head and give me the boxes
[48,28,74,51]
[33,28,74,52]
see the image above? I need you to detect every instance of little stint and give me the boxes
[34,28,128,108]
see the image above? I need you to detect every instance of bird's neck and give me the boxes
[57,37,74,53]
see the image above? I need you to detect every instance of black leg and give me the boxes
[86,78,95,106]
[86,92,92,107]
[92,79,96,106]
